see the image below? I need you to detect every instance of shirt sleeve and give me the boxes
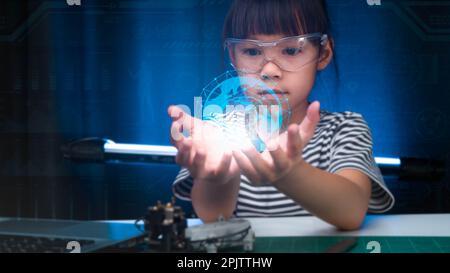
[327,112,395,213]
[172,167,194,201]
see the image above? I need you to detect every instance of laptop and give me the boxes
[0,217,146,253]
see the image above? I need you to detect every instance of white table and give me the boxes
[243,214,450,237]
[113,213,450,237]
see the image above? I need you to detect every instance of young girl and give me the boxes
[168,0,394,230]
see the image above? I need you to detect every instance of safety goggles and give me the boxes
[224,33,328,74]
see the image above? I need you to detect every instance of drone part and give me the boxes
[185,218,255,253]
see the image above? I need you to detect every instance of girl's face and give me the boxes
[239,34,333,124]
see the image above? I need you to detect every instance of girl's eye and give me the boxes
[282,47,303,56]
[242,48,262,56]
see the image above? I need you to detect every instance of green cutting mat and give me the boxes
[249,237,450,253]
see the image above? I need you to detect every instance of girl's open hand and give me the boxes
[232,101,321,185]
[168,106,240,184]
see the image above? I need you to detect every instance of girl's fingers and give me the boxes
[268,144,290,172]
[168,105,184,121]
[191,147,206,178]
[232,150,260,183]
[287,124,303,159]
[168,106,188,144]
[241,146,273,181]
[299,101,320,144]
[170,120,185,146]
[214,151,233,181]
[168,105,198,138]
[175,139,193,167]
[174,139,186,164]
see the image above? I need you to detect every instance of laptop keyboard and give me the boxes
[0,234,96,253]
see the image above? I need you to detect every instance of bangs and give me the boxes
[223,0,330,40]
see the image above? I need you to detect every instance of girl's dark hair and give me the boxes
[222,0,338,77]
[223,0,332,41]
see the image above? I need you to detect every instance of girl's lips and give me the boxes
[258,89,289,98]
[258,89,288,95]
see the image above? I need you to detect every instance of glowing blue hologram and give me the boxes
[201,71,291,152]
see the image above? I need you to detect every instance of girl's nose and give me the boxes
[260,61,282,81]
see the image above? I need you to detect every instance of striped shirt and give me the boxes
[172,110,395,217]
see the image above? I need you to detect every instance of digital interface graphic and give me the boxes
[200,71,291,152]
